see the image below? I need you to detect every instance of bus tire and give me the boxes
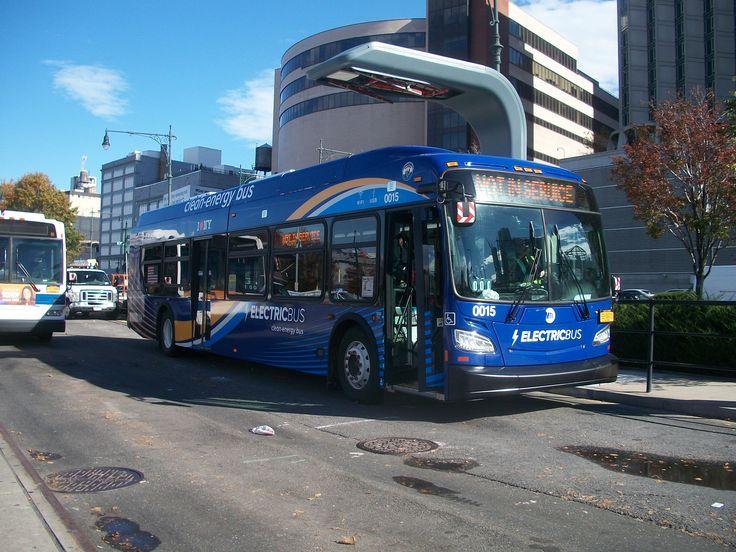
[337,327,382,404]
[158,310,179,357]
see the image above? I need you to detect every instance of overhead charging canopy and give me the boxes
[306,41,527,159]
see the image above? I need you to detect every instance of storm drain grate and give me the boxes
[357,437,439,455]
[45,467,143,493]
[404,456,479,472]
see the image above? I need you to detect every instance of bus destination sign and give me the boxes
[276,225,324,248]
[471,172,589,209]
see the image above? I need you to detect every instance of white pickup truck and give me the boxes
[66,269,118,318]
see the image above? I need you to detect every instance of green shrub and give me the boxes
[611,296,736,370]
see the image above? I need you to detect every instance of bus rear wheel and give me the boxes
[158,311,180,357]
[337,327,382,404]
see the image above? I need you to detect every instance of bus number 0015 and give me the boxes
[472,305,496,317]
[384,191,400,204]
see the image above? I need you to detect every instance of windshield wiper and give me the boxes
[553,225,590,320]
[16,261,39,292]
[505,245,542,323]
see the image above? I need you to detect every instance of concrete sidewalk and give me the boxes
[0,429,89,552]
[553,368,736,420]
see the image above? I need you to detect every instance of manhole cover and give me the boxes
[356,437,439,455]
[404,456,479,472]
[45,467,143,493]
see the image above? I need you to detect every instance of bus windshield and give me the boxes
[68,270,111,286]
[10,238,63,285]
[448,204,609,302]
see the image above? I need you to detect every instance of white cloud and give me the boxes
[516,0,619,96]
[47,61,129,118]
[216,70,275,144]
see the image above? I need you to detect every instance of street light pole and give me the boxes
[487,0,503,72]
[167,125,173,207]
[102,126,178,205]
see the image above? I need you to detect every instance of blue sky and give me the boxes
[0,1,616,190]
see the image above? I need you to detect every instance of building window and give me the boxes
[280,32,426,79]
[704,0,715,91]
[675,0,685,92]
[647,0,657,114]
[509,20,576,71]
[279,91,419,128]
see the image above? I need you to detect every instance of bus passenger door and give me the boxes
[386,213,415,384]
[192,239,210,345]
[191,236,227,347]
[386,207,442,392]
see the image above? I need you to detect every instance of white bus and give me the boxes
[0,210,66,340]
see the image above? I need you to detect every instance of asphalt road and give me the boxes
[0,319,734,551]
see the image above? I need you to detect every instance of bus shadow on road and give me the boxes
[3,333,578,423]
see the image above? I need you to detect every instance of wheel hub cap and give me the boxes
[344,341,370,390]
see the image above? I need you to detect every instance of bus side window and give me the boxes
[272,223,324,298]
[0,237,8,281]
[163,241,191,297]
[207,235,227,300]
[228,229,269,299]
[142,245,163,295]
[330,217,377,302]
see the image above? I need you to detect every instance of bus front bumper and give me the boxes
[0,318,65,335]
[446,354,618,401]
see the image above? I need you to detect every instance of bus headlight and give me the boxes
[44,308,65,317]
[593,325,610,346]
[454,329,495,353]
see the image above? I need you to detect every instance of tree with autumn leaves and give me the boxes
[0,173,84,262]
[612,91,736,298]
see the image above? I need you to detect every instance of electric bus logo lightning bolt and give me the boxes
[512,329,519,347]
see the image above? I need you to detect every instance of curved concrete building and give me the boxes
[272,4,619,173]
[272,19,427,173]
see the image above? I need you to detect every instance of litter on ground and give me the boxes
[250,425,275,436]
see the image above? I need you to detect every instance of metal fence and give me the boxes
[612,299,736,391]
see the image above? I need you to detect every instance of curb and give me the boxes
[552,387,735,421]
[0,422,97,552]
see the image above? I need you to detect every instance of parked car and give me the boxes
[66,269,118,318]
[616,288,654,301]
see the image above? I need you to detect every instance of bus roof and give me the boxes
[1,210,59,223]
[133,146,583,243]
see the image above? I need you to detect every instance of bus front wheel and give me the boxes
[158,311,180,357]
[337,327,382,404]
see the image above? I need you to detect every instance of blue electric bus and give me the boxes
[128,146,617,402]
